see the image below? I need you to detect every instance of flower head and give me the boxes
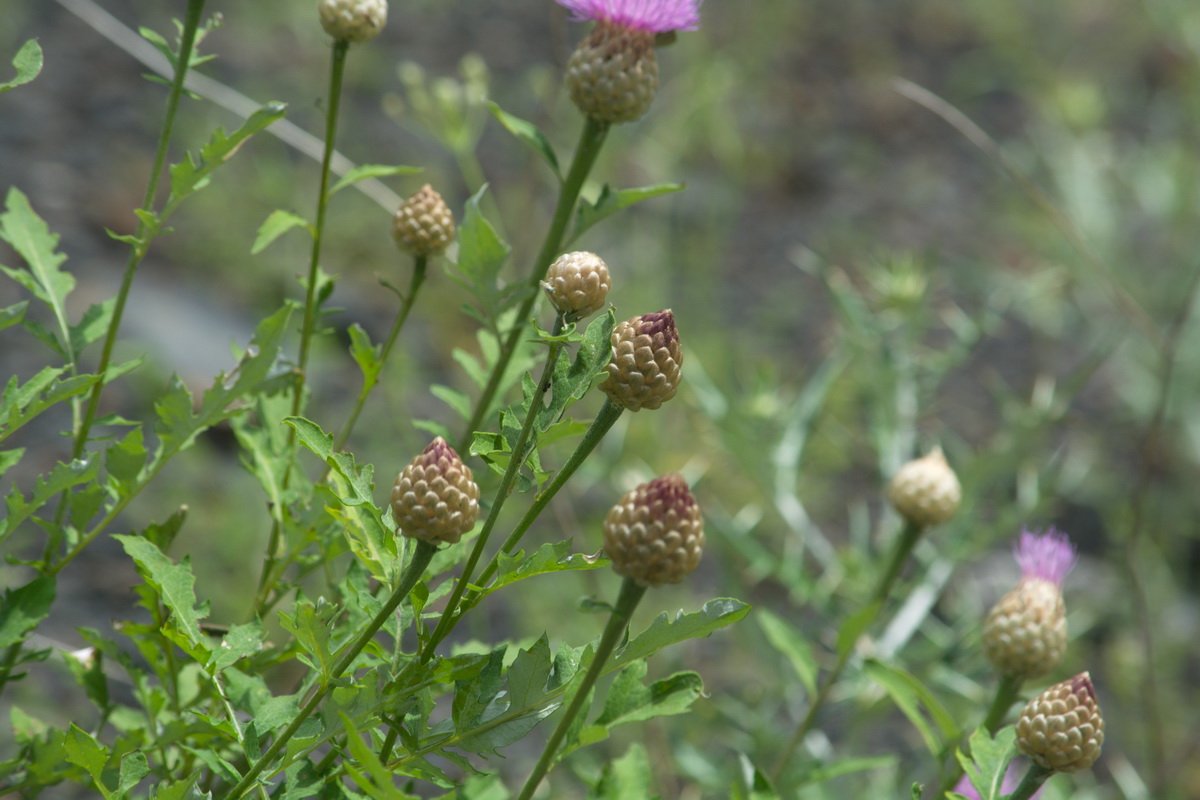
[1016,672,1105,773]
[556,0,702,33]
[391,438,480,545]
[1015,527,1077,587]
[603,473,704,586]
[600,310,683,411]
[886,448,961,527]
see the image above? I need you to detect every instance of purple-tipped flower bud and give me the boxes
[603,473,704,586]
[318,0,387,43]
[565,21,659,124]
[886,447,961,527]
[600,310,682,411]
[392,185,455,257]
[542,251,612,321]
[982,528,1076,678]
[390,438,480,545]
[1016,672,1105,773]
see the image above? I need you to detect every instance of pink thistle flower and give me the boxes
[952,766,1042,799]
[1014,527,1077,588]
[556,0,702,33]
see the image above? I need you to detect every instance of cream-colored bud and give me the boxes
[982,578,1067,678]
[318,0,387,43]
[565,20,659,124]
[392,185,455,257]
[600,310,682,411]
[1016,672,1104,773]
[603,473,703,587]
[886,447,961,527]
[542,251,611,321]
[391,438,479,545]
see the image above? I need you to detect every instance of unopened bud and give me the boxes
[391,438,480,545]
[600,310,682,411]
[886,447,961,527]
[1016,672,1104,773]
[318,0,387,43]
[565,20,659,124]
[542,251,611,321]
[392,185,455,257]
[603,473,703,586]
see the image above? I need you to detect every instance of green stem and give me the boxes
[940,673,1025,795]
[226,539,436,800]
[424,398,624,660]
[334,256,428,451]
[419,316,570,662]
[515,577,646,800]
[1008,762,1054,800]
[70,0,208,460]
[457,117,609,452]
[771,520,926,782]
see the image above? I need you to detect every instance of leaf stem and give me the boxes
[226,539,437,799]
[515,576,646,800]
[457,117,609,452]
[771,520,925,782]
[1008,762,1054,800]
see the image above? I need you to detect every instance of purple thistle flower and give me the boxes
[953,766,1043,799]
[555,0,702,33]
[1014,527,1077,587]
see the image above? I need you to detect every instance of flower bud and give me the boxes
[392,185,455,257]
[318,0,387,43]
[600,310,682,411]
[603,473,703,586]
[565,20,659,124]
[542,251,611,321]
[983,529,1076,678]
[1016,672,1104,773]
[886,447,961,527]
[391,438,480,545]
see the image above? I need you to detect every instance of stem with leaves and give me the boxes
[940,673,1025,794]
[226,539,437,800]
[771,520,925,781]
[515,576,647,800]
[457,117,609,451]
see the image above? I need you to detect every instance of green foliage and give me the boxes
[0,39,42,92]
[954,728,1017,800]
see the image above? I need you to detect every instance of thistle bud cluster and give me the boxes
[391,438,480,545]
[1016,672,1105,773]
[603,473,703,586]
[392,185,455,257]
[318,0,387,43]
[886,447,961,527]
[542,251,611,321]
[601,310,683,411]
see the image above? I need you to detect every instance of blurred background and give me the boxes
[2,0,1199,797]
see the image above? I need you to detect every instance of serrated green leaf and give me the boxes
[0,575,56,648]
[541,310,615,428]
[0,39,43,92]
[592,743,655,800]
[63,644,109,713]
[0,448,23,480]
[138,26,176,70]
[340,713,422,800]
[478,539,606,601]
[0,299,29,331]
[863,659,960,758]
[452,646,507,734]
[486,101,560,179]
[116,750,149,797]
[2,457,99,542]
[105,427,148,491]
[956,727,1017,800]
[329,164,421,196]
[588,662,703,735]
[506,635,554,709]
[571,183,684,243]
[207,619,265,673]
[252,209,311,254]
[1,368,98,443]
[447,186,511,320]
[613,598,751,669]
[149,775,199,800]
[65,724,112,798]
[757,607,817,696]
[70,298,116,355]
[1,187,75,360]
[278,598,338,679]
[115,535,209,654]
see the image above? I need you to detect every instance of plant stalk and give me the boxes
[1009,762,1054,800]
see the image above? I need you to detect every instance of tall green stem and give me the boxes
[70,0,208,459]
[457,117,609,452]
[419,317,571,662]
[424,398,624,660]
[226,540,436,800]
[515,577,646,800]
[771,520,926,782]
[334,257,428,451]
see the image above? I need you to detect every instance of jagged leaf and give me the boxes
[65,724,113,799]
[347,323,383,387]
[446,186,511,321]
[486,101,560,179]
[0,39,43,93]
[69,298,116,354]
[592,743,656,800]
[2,457,99,542]
[0,367,98,442]
[577,662,703,748]
[0,187,74,356]
[479,539,607,600]
[115,535,209,655]
[116,751,149,796]
[207,619,265,673]
[105,427,148,492]
[0,299,29,331]
[0,575,55,649]
[956,727,1017,800]
[612,598,751,669]
[571,183,684,243]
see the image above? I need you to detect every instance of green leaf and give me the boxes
[64,724,113,799]
[2,457,99,542]
[0,575,55,648]
[347,323,383,387]
[478,539,606,600]
[115,535,209,654]
[329,163,421,196]
[592,743,655,800]
[836,599,880,660]
[0,299,29,331]
[540,310,615,429]
[0,448,22,481]
[340,713,422,800]
[731,754,778,800]
[207,619,265,673]
[613,598,751,669]
[447,186,511,320]
[756,607,818,696]
[116,751,149,797]
[956,726,1017,800]
[252,209,312,254]
[0,367,98,443]
[0,187,75,359]
[278,597,338,678]
[451,646,507,738]
[586,662,704,735]
[0,39,43,93]
[863,659,960,758]
[571,183,684,243]
[105,427,148,492]
[69,298,116,355]
[486,101,560,179]
[431,384,471,421]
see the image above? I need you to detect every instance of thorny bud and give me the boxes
[1016,672,1105,773]
[542,251,612,321]
[603,473,704,586]
[600,310,682,411]
[886,447,961,527]
[392,185,455,257]
[318,0,387,43]
[983,529,1076,679]
[391,438,480,545]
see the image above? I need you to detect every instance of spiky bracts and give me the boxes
[983,529,1077,679]
[886,448,961,527]
[1016,672,1105,773]
[542,251,612,321]
[603,473,703,586]
[600,310,682,411]
[318,0,387,42]
[391,438,480,545]
[392,185,455,257]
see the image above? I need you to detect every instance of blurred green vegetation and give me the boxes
[3,0,1200,796]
